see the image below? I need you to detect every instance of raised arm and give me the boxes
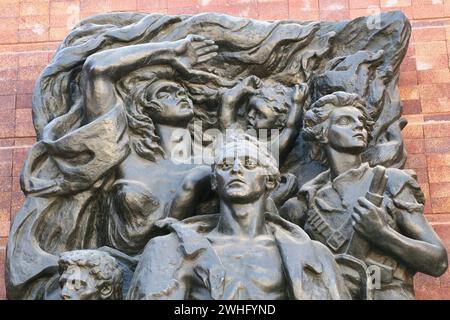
[80,35,218,121]
[219,75,261,130]
[276,83,309,163]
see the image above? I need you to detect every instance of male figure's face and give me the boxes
[59,265,111,300]
[326,106,368,153]
[214,144,271,204]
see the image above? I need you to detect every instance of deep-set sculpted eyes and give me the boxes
[217,157,259,170]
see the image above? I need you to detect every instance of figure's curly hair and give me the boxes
[250,78,293,129]
[303,92,374,164]
[58,250,123,300]
[117,65,181,162]
[213,131,280,189]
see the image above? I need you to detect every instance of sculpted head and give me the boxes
[58,250,123,300]
[127,66,194,125]
[248,79,292,130]
[303,92,373,163]
[212,133,280,204]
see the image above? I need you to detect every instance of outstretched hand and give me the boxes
[174,34,218,70]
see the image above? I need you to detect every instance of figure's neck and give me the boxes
[216,197,267,238]
[155,124,191,155]
[326,147,362,179]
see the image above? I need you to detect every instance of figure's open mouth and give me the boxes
[353,133,365,139]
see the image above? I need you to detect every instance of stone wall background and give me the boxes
[0,0,450,300]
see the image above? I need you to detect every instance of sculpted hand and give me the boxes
[173,34,218,70]
[352,197,389,241]
[222,75,262,105]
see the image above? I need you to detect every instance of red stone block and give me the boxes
[419,84,450,100]
[405,139,425,154]
[427,153,450,168]
[380,0,412,7]
[10,190,25,221]
[413,167,429,183]
[415,55,448,71]
[20,1,49,17]
[412,26,446,42]
[319,0,349,10]
[320,9,350,20]
[50,1,80,16]
[412,0,444,4]
[399,71,418,86]
[399,85,419,100]
[403,122,424,139]
[289,0,320,20]
[18,15,49,43]
[0,139,14,148]
[349,0,379,9]
[16,94,32,109]
[423,121,450,138]
[418,69,450,84]
[0,53,19,70]
[421,98,450,114]
[0,0,20,18]
[167,0,198,9]
[0,148,12,177]
[425,137,450,153]
[16,80,35,94]
[0,17,19,44]
[0,95,16,110]
[136,0,167,11]
[289,0,319,11]
[12,146,30,176]
[412,4,446,19]
[15,109,35,138]
[402,99,422,114]
[167,6,199,15]
[18,52,48,68]
[400,57,417,72]
[428,166,450,183]
[0,247,5,300]
[15,137,36,147]
[405,153,427,168]
[0,176,12,193]
[0,122,14,139]
[18,65,44,81]
[258,1,289,20]
[405,43,415,57]
[224,3,259,18]
[50,27,70,41]
[414,272,441,291]
[430,182,450,198]
[80,0,114,13]
[415,41,447,57]
[431,196,450,212]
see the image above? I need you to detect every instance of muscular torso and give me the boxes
[189,234,288,300]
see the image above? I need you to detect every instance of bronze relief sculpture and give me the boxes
[5,11,448,300]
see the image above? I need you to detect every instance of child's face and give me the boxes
[247,85,288,130]
[59,265,101,300]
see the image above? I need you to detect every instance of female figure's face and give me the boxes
[326,106,368,153]
[148,80,194,125]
